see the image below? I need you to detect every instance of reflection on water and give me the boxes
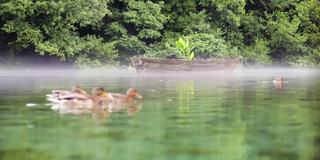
[176,81,195,129]
[50,100,143,120]
[0,69,320,160]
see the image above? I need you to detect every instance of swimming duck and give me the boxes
[273,77,288,84]
[85,88,143,119]
[110,88,143,104]
[47,86,111,110]
[47,85,88,103]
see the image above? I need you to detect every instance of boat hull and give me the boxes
[131,58,240,72]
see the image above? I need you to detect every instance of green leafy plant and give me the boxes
[176,37,195,60]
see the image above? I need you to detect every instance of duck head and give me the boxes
[72,85,87,94]
[91,87,110,106]
[92,87,108,97]
[126,88,143,100]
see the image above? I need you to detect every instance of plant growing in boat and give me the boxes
[175,37,195,60]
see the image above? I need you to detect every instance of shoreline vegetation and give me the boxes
[0,0,319,68]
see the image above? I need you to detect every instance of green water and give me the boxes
[0,69,320,160]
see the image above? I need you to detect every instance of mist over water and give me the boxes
[0,67,320,160]
[0,67,319,77]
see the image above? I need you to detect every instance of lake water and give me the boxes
[0,69,320,160]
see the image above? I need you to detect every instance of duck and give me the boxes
[88,88,143,119]
[273,77,288,84]
[47,85,88,103]
[47,86,111,111]
[109,88,143,104]
[104,88,143,116]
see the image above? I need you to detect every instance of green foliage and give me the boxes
[105,22,128,39]
[267,12,308,60]
[289,48,320,67]
[123,1,166,39]
[0,0,320,66]
[145,32,238,59]
[174,11,211,34]
[75,36,117,66]
[0,0,116,66]
[176,37,194,60]
[187,33,239,58]
[242,39,271,64]
[144,32,180,58]
[116,36,147,54]
[199,0,246,27]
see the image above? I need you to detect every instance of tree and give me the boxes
[105,0,166,56]
[0,0,117,66]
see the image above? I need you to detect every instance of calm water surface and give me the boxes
[0,69,320,160]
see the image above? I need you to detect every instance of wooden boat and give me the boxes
[131,57,240,72]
